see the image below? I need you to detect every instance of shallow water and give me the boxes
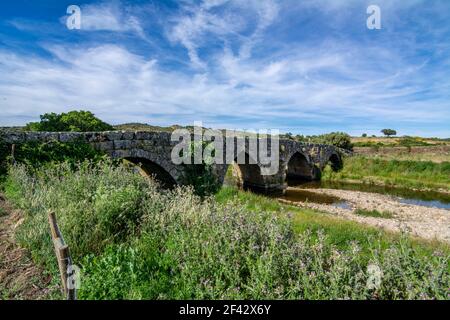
[280,188,353,210]
[288,179,450,210]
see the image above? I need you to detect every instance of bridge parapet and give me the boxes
[1,131,345,195]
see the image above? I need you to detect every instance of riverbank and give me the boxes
[280,187,450,243]
[322,156,450,192]
[216,187,450,252]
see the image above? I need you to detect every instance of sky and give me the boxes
[0,0,449,137]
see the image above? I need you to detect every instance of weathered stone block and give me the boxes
[114,140,132,150]
[2,132,24,143]
[93,141,114,152]
[122,131,135,140]
[105,131,123,141]
[59,132,82,143]
[135,132,152,140]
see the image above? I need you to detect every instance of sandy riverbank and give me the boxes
[280,187,450,243]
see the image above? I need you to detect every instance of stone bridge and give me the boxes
[1,131,347,195]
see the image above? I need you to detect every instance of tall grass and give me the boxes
[4,161,449,300]
[323,156,450,191]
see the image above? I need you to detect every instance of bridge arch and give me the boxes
[226,152,266,193]
[286,151,315,185]
[111,149,181,188]
[124,157,177,188]
[325,152,343,172]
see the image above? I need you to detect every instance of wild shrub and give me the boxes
[14,139,106,169]
[181,141,221,198]
[4,161,157,268]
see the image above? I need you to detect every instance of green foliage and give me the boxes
[181,141,221,198]
[353,141,386,148]
[316,132,353,151]
[0,135,106,185]
[322,156,450,191]
[13,139,105,169]
[295,132,353,151]
[25,110,113,132]
[355,209,394,219]
[381,129,397,137]
[4,161,155,269]
[354,137,433,148]
[0,138,9,180]
[362,133,368,138]
[398,137,431,147]
[4,162,449,300]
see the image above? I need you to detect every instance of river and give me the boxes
[283,180,450,210]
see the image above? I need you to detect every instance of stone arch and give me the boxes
[286,151,315,185]
[226,152,266,193]
[111,149,181,187]
[125,157,177,188]
[326,152,343,171]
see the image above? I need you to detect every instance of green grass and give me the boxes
[3,162,450,300]
[322,156,450,191]
[0,207,6,217]
[354,209,394,219]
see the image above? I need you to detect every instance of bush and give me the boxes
[294,132,353,151]
[399,137,431,147]
[181,141,221,198]
[317,132,353,151]
[4,161,158,268]
[13,139,105,169]
[25,110,113,132]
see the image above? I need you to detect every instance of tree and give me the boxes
[25,110,113,132]
[362,133,367,138]
[320,132,353,151]
[381,129,397,137]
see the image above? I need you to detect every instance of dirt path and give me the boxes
[0,194,53,299]
[280,187,450,243]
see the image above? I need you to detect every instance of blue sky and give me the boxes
[0,0,449,137]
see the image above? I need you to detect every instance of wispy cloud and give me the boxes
[167,0,279,68]
[60,1,149,41]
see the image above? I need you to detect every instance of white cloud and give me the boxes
[1,37,449,137]
[167,0,279,68]
[60,1,148,40]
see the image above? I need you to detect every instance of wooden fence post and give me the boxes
[11,144,16,164]
[48,211,76,300]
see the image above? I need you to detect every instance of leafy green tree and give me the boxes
[317,132,353,151]
[25,110,113,132]
[381,129,397,137]
[362,133,367,137]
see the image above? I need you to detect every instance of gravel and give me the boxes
[280,187,450,243]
